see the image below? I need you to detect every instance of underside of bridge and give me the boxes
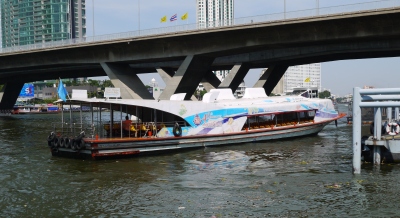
[1,8,400,110]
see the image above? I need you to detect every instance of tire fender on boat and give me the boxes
[386,122,400,135]
[47,132,55,142]
[64,137,71,148]
[54,137,61,148]
[59,137,65,148]
[173,123,182,137]
[74,139,86,150]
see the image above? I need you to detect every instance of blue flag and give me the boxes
[57,80,68,101]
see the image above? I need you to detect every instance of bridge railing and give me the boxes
[1,0,400,54]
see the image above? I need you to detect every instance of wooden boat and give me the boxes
[46,88,345,159]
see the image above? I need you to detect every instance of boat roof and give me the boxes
[62,88,335,119]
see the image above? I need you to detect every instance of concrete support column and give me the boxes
[158,55,215,100]
[202,71,221,92]
[0,81,25,111]
[218,63,250,92]
[253,65,289,95]
[156,67,198,101]
[101,63,153,99]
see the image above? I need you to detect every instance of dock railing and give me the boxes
[352,87,400,174]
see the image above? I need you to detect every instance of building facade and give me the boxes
[196,0,234,28]
[1,0,86,48]
[271,63,322,95]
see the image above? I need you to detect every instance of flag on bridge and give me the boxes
[170,14,177,22]
[161,15,167,23]
[304,77,311,82]
[57,79,69,102]
[181,12,188,20]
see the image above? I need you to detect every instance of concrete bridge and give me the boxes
[1,3,400,110]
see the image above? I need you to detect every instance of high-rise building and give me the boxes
[1,0,86,48]
[270,63,322,95]
[196,0,237,95]
[196,0,234,28]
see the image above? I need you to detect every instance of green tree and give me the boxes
[319,90,331,99]
[64,81,72,87]
[101,80,114,88]
[87,79,100,87]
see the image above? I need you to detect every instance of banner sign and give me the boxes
[104,88,121,98]
[19,84,34,98]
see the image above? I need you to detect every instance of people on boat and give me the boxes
[123,116,132,136]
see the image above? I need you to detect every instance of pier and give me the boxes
[353,87,400,174]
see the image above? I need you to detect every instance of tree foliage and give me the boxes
[319,90,331,99]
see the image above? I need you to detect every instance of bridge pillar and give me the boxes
[156,67,198,101]
[101,63,153,99]
[218,63,250,92]
[201,71,221,92]
[253,65,289,95]
[0,81,25,111]
[158,55,215,100]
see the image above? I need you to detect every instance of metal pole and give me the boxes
[284,0,286,19]
[388,106,393,122]
[138,0,140,33]
[99,103,102,137]
[396,107,399,120]
[374,107,382,165]
[316,0,319,15]
[120,104,123,138]
[92,0,95,36]
[352,87,362,174]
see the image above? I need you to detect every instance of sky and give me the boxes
[85,0,400,97]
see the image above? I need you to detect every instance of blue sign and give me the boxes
[19,84,34,98]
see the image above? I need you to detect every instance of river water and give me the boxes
[1,105,400,217]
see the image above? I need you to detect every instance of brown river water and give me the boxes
[1,104,400,217]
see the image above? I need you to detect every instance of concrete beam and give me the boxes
[0,81,24,110]
[201,71,221,92]
[101,63,153,99]
[156,67,175,84]
[158,55,215,100]
[156,67,198,101]
[253,65,288,95]
[218,63,250,92]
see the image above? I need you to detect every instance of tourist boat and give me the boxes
[12,104,60,114]
[46,88,346,159]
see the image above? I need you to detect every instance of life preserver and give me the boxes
[173,123,182,137]
[386,122,400,135]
